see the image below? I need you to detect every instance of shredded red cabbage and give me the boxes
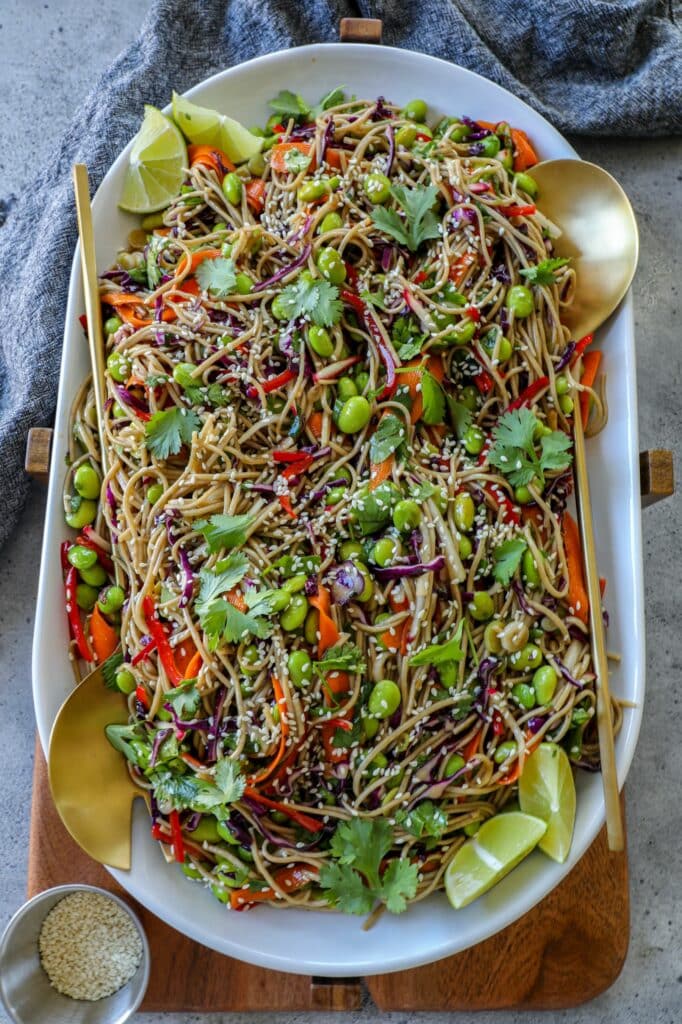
[556,341,577,371]
[372,555,445,581]
[331,560,365,605]
[113,384,150,418]
[385,124,395,176]
[552,658,586,689]
[253,243,311,292]
[149,728,172,768]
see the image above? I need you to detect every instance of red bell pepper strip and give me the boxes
[415,132,431,142]
[465,305,481,322]
[246,368,297,399]
[151,823,169,843]
[273,450,310,463]
[78,313,88,333]
[492,710,505,736]
[502,204,537,217]
[320,717,352,763]
[230,864,318,910]
[142,594,184,686]
[132,637,157,666]
[474,369,494,394]
[64,567,93,662]
[340,287,366,318]
[60,541,71,574]
[135,684,150,710]
[169,809,185,863]
[484,483,521,525]
[507,376,550,411]
[344,261,359,287]
[277,493,297,518]
[413,270,428,285]
[341,288,398,399]
[242,787,324,833]
[571,333,594,364]
[75,534,115,573]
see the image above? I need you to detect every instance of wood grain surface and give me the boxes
[28,744,628,1011]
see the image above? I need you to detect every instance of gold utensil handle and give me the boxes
[572,406,623,850]
[339,17,382,43]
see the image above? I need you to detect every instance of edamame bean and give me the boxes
[454,493,475,532]
[338,395,371,434]
[288,649,313,688]
[173,362,197,389]
[494,741,517,764]
[362,716,380,740]
[512,683,536,709]
[483,620,503,653]
[450,122,472,142]
[459,385,479,411]
[279,593,308,631]
[448,319,476,346]
[190,818,220,842]
[97,585,125,615]
[73,463,100,500]
[65,499,98,530]
[355,370,370,393]
[269,588,293,613]
[248,152,266,176]
[222,172,243,205]
[514,485,533,505]
[393,499,421,532]
[115,668,136,695]
[340,540,364,561]
[469,591,494,621]
[559,395,574,415]
[459,535,473,560]
[316,247,347,284]
[364,172,391,203]
[532,664,558,704]
[506,285,534,318]
[282,573,307,594]
[271,293,291,320]
[104,316,123,335]
[478,134,500,157]
[106,351,130,383]
[318,212,343,234]
[337,376,358,401]
[307,324,333,357]
[326,486,345,505]
[298,179,328,203]
[369,679,402,719]
[146,483,164,505]
[67,544,97,571]
[555,374,569,395]
[513,172,538,198]
[304,608,319,644]
[444,753,465,777]
[395,124,418,148]
[402,99,427,123]
[522,549,541,588]
[79,563,108,587]
[372,536,400,567]
[76,583,98,611]
[510,643,543,671]
[240,644,261,673]
[463,820,480,836]
[356,562,373,602]
[235,272,254,294]
[462,425,485,455]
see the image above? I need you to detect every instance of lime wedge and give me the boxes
[519,742,576,863]
[119,105,187,214]
[172,92,263,165]
[445,811,546,909]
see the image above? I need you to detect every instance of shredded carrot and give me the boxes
[562,511,589,624]
[245,178,266,213]
[100,292,176,329]
[308,585,339,655]
[174,638,199,677]
[403,355,444,425]
[462,727,483,763]
[183,651,202,680]
[307,411,324,439]
[187,144,235,178]
[579,350,602,427]
[226,588,248,613]
[449,251,477,287]
[89,605,118,663]
[248,675,289,785]
[270,141,316,174]
[175,248,222,279]
[511,129,538,171]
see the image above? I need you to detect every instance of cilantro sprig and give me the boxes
[195,256,237,297]
[313,642,365,677]
[319,818,418,915]
[520,257,570,286]
[268,85,346,123]
[195,514,253,553]
[277,276,342,327]
[488,407,572,488]
[144,407,201,459]
[371,184,441,253]
[492,538,527,586]
[369,413,407,464]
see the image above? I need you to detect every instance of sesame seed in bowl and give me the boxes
[0,884,150,1024]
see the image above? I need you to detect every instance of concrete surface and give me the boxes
[1,2,680,1023]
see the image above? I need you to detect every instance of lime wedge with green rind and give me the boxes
[445,811,547,909]
[119,105,187,214]
[519,742,576,863]
[171,92,263,164]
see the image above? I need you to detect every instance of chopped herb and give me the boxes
[195,514,254,553]
[488,407,572,487]
[144,407,201,459]
[446,396,473,440]
[370,413,407,464]
[319,818,418,915]
[420,370,446,425]
[520,257,570,286]
[409,622,465,667]
[278,276,342,327]
[195,552,249,617]
[195,256,237,297]
[102,650,124,691]
[313,642,366,677]
[371,184,441,253]
[395,800,448,839]
[492,538,528,586]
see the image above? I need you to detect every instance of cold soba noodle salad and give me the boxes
[62,87,613,918]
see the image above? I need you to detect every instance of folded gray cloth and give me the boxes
[1,0,680,548]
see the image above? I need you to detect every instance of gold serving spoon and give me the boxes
[48,159,637,869]
[530,159,639,851]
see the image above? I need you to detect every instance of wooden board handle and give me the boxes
[640,449,674,507]
[310,977,362,1010]
[25,427,53,484]
[339,17,382,43]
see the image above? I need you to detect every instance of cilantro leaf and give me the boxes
[361,289,388,311]
[195,256,237,297]
[144,407,201,459]
[492,538,527,586]
[320,818,418,915]
[409,480,438,501]
[214,759,246,803]
[396,800,448,839]
[351,480,397,536]
[283,147,311,174]
[164,680,201,718]
[277,277,342,327]
[520,257,570,286]
[446,396,473,440]
[488,407,572,487]
[409,622,465,667]
[200,597,273,647]
[195,513,253,553]
[392,314,428,360]
[420,370,446,425]
[105,724,147,765]
[146,234,167,289]
[310,86,346,120]
[102,650,124,691]
[195,552,249,617]
[331,717,363,749]
[313,642,365,677]
[268,89,310,121]
[372,184,441,253]
[369,413,407,464]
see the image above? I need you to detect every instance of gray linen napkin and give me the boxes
[1,0,680,549]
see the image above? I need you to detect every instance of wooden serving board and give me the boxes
[28,744,629,1012]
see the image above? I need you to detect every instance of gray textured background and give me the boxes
[1,2,680,1022]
